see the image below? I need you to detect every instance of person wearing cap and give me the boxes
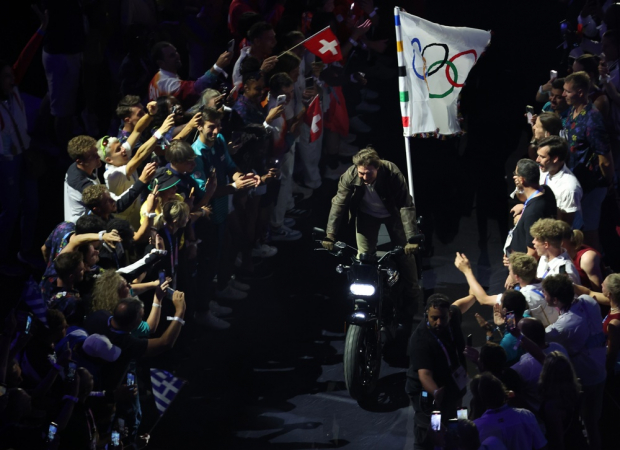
[100,112,175,230]
[139,167,184,230]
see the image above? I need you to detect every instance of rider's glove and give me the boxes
[322,235,335,251]
[404,243,419,256]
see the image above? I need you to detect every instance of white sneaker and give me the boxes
[360,88,379,100]
[194,311,230,330]
[283,217,296,228]
[356,101,380,114]
[291,182,313,200]
[339,141,359,157]
[324,162,350,180]
[216,285,248,300]
[251,243,278,258]
[209,300,232,317]
[344,133,357,143]
[271,225,302,241]
[349,116,372,133]
[229,276,250,291]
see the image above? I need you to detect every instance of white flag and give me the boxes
[395,8,490,136]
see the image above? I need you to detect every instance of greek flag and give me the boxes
[22,276,47,327]
[394,8,490,137]
[150,368,186,415]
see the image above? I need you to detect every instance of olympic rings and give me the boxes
[422,43,449,76]
[446,49,477,88]
[428,60,458,98]
[411,38,424,80]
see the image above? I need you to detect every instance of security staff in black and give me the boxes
[406,294,467,449]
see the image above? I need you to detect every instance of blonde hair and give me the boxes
[162,200,190,224]
[529,218,566,248]
[92,270,125,313]
[68,135,97,161]
[508,252,537,283]
[570,229,585,249]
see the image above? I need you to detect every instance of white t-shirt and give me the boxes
[104,164,141,230]
[539,164,582,214]
[521,283,560,326]
[474,405,547,450]
[536,251,580,284]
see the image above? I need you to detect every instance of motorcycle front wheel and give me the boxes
[343,323,382,401]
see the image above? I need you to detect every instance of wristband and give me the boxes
[153,130,163,140]
[232,182,238,190]
[143,212,157,218]
[369,8,378,18]
[539,85,544,94]
[99,230,105,241]
[152,303,161,308]
[52,363,63,372]
[213,64,228,78]
[167,316,185,325]
[349,38,358,47]
[63,395,79,403]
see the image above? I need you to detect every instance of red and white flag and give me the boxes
[302,27,342,64]
[304,95,322,143]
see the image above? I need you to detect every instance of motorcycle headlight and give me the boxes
[350,283,376,296]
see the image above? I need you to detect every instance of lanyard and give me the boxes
[428,326,457,368]
[108,316,128,335]
[162,226,178,274]
[544,173,549,185]
[523,189,541,212]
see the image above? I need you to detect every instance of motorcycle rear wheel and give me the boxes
[343,323,381,401]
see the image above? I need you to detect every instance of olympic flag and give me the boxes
[394,8,490,136]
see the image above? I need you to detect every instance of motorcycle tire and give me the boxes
[343,323,381,401]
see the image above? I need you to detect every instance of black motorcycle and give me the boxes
[314,228,424,403]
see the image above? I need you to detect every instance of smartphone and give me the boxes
[127,372,135,386]
[227,39,235,54]
[165,287,175,298]
[526,105,534,125]
[47,422,58,442]
[306,76,314,88]
[67,361,77,382]
[431,411,441,431]
[158,270,166,284]
[25,315,32,334]
[276,94,287,106]
[172,105,181,115]
[467,334,472,347]
[506,311,516,330]
[447,418,459,434]
[457,407,468,420]
[111,430,121,447]
[550,70,558,80]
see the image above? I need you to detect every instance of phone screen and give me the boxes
[67,362,77,381]
[47,423,58,441]
[127,372,135,386]
[431,412,441,431]
[448,419,459,433]
[550,70,557,79]
[506,312,516,330]
[227,39,235,54]
[306,76,314,88]
[159,270,165,284]
[112,431,120,446]
[276,95,287,106]
[457,407,468,420]
[25,315,32,334]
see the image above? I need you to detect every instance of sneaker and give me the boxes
[356,101,380,114]
[251,243,278,258]
[339,141,359,157]
[285,208,311,219]
[291,182,313,200]
[17,252,46,270]
[324,162,350,180]
[194,311,230,330]
[229,276,250,291]
[343,133,357,144]
[349,116,372,133]
[271,225,302,241]
[209,300,232,317]
[283,217,296,228]
[216,285,248,300]
[360,88,379,100]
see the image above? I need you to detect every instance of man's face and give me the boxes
[174,158,196,174]
[427,306,450,332]
[536,145,556,173]
[532,237,547,257]
[80,146,102,173]
[244,78,265,103]
[513,165,524,190]
[159,45,181,71]
[357,165,378,185]
[126,105,145,127]
[85,244,100,266]
[74,261,85,283]
[532,119,547,141]
[563,82,582,106]
[254,30,277,55]
[549,88,567,112]
[543,289,556,308]
[508,264,518,283]
[199,119,221,144]
[97,192,117,216]
[105,141,129,167]
[0,65,15,98]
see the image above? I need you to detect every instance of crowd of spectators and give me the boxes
[2,0,620,449]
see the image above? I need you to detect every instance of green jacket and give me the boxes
[326,160,418,240]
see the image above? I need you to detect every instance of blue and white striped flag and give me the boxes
[21,276,47,327]
[150,368,186,415]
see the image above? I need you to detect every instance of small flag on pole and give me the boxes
[150,368,186,415]
[304,95,322,143]
[303,27,342,64]
[22,276,48,327]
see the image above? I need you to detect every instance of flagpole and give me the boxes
[404,136,415,203]
[277,26,331,58]
[141,380,187,449]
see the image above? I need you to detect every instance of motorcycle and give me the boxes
[313,228,425,403]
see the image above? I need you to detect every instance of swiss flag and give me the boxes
[304,95,322,143]
[302,27,342,64]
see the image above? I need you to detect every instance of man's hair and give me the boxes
[565,71,590,92]
[107,218,134,246]
[516,158,540,186]
[272,52,301,76]
[538,135,568,161]
[82,184,109,210]
[530,218,565,248]
[151,41,173,63]
[457,420,481,450]
[519,317,546,347]
[470,372,508,410]
[352,146,381,168]
[536,113,563,138]
[68,135,97,161]
[542,274,574,308]
[604,273,620,302]
[240,56,263,83]
[426,293,451,311]
[165,140,196,164]
[247,21,273,42]
[551,77,565,90]
[575,54,600,77]
[508,252,537,283]
[269,72,293,94]
[238,12,263,40]
[501,289,527,317]
[162,200,190,224]
[479,342,507,375]
[113,297,144,329]
[116,95,142,120]
[200,107,223,125]
[75,214,106,235]
[54,251,83,280]
[282,30,305,48]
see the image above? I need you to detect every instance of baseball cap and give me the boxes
[82,334,122,362]
[149,167,181,191]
